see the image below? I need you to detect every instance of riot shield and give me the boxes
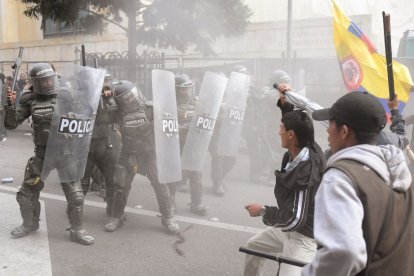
[41,65,105,182]
[152,69,182,183]
[217,72,251,156]
[181,72,228,171]
[0,81,4,129]
[0,81,3,106]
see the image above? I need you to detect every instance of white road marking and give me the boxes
[0,186,261,234]
[0,192,52,276]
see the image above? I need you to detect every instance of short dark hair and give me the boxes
[333,118,380,145]
[6,76,13,81]
[281,110,315,149]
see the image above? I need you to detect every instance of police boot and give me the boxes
[105,193,113,218]
[212,181,225,197]
[68,204,94,245]
[104,216,126,232]
[153,183,179,233]
[161,217,179,234]
[106,203,112,218]
[104,191,125,232]
[69,229,94,245]
[168,183,177,215]
[210,157,226,197]
[11,191,40,238]
[190,175,207,216]
[64,184,94,245]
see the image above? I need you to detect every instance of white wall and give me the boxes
[245,0,414,53]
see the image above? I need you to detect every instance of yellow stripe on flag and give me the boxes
[333,0,413,104]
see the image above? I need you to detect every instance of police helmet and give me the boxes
[232,65,249,75]
[29,63,58,95]
[174,73,194,105]
[174,73,194,88]
[269,70,291,86]
[113,80,146,113]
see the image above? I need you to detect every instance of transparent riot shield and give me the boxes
[0,81,3,105]
[152,69,182,183]
[41,65,105,182]
[217,72,251,156]
[0,82,4,129]
[181,72,228,171]
[0,81,3,107]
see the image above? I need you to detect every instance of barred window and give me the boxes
[43,10,88,38]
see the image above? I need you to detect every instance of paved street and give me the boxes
[0,124,300,276]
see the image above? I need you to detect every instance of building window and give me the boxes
[43,10,88,38]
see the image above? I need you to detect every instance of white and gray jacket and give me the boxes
[302,144,411,276]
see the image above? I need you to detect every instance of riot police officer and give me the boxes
[243,70,291,184]
[4,63,94,245]
[105,80,179,233]
[208,66,251,196]
[0,73,7,141]
[81,71,117,216]
[208,110,237,197]
[168,73,207,215]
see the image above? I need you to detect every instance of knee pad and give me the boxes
[114,190,124,201]
[62,182,84,207]
[16,190,33,208]
[16,187,40,214]
[23,157,45,192]
[115,164,128,188]
[71,191,84,207]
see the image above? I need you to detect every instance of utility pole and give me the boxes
[287,0,293,75]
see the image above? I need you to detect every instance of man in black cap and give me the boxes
[303,91,414,276]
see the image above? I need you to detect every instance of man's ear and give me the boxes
[340,125,350,140]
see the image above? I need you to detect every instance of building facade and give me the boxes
[0,0,412,103]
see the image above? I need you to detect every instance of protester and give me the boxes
[243,108,326,276]
[303,91,414,276]
[377,95,409,149]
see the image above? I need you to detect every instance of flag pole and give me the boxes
[382,12,396,101]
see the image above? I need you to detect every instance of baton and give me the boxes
[382,12,396,101]
[239,246,308,267]
[11,47,24,92]
[8,47,24,105]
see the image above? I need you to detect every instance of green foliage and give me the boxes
[19,0,252,55]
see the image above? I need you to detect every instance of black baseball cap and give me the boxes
[312,91,387,132]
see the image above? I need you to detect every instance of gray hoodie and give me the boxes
[302,144,412,276]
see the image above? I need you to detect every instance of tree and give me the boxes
[20,0,252,80]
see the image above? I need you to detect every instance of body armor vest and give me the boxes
[92,96,117,140]
[177,103,196,149]
[120,112,153,154]
[30,97,55,146]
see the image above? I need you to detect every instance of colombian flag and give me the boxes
[333,0,413,113]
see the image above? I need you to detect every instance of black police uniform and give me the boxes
[105,80,179,233]
[4,63,94,245]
